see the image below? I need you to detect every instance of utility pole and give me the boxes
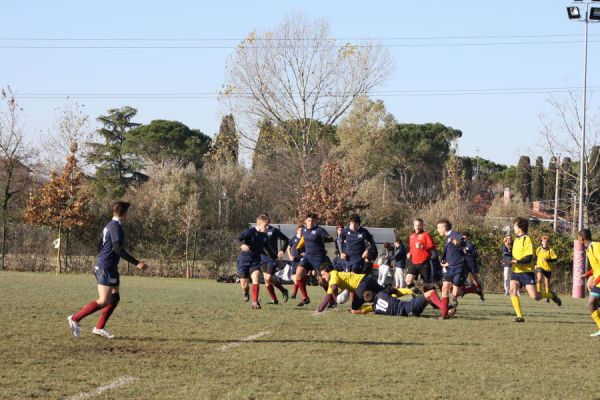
[553,155,561,232]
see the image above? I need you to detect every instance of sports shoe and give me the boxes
[590,330,600,337]
[251,301,262,310]
[296,298,311,307]
[281,289,289,303]
[290,293,297,300]
[243,292,250,302]
[267,300,279,305]
[514,317,525,323]
[477,288,485,303]
[327,301,337,309]
[67,315,80,338]
[550,292,562,307]
[92,327,115,339]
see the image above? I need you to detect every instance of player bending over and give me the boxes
[67,202,148,339]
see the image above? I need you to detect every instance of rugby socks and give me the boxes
[251,284,260,302]
[428,291,443,309]
[441,296,449,318]
[292,283,299,296]
[72,301,102,323]
[511,295,523,318]
[96,304,117,329]
[592,310,600,329]
[536,282,542,293]
[266,285,278,301]
[297,279,308,300]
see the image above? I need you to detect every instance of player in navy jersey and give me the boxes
[339,214,377,274]
[436,218,466,319]
[462,231,485,302]
[67,202,148,339]
[237,214,272,309]
[288,225,305,299]
[294,213,333,307]
[361,287,445,317]
[260,215,290,305]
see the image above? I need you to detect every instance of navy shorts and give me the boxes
[332,256,347,272]
[443,266,467,286]
[466,262,480,275]
[290,260,301,275]
[401,295,428,317]
[260,257,278,275]
[535,268,552,280]
[347,258,365,274]
[299,255,331,272]
[95,266,119,287]
[237,261,261,279]
[512,272,536,287]
[353,276,384,311]
[590,286,600,298]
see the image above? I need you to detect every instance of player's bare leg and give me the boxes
[240,278,250,302]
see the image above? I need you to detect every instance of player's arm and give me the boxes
[322,228,334,243]
[423,233,436,251]
[546,249,558,263]
[275,229,289,259]
[364,230,377,258]
[238,229,251,252]
[358,304,373,315]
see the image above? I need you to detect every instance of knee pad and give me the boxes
[109,292,121,306]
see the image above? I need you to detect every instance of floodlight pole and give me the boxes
[578,1,589,232]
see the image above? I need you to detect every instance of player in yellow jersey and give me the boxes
[579,229,600,337]
[509,217,561,323]
[535,235,558,302]
[315,265,413,313]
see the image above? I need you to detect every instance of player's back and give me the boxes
[96,220,123,269]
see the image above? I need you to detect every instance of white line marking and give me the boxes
[217,331,272,351]
[66,375,138,400]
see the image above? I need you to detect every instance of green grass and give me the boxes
[0,271,598,400]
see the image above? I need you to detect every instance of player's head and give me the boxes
[336,224,344,235]
[541,235,550,248]
[363,290,374,303]
[513,217,528,235]
[384,242,391,250]
[320,264,334,282]
[112,201,131,222]
[348,214,361,231]
[394,239,402,247]
[462,231,471,241]
[413,218,424,233]
[262,213,271,224]
[436,219,452,236]
[256,214,269,232]
[579,229,593,246]
[503,234,513,246]
[296,224,303,236]
[305,212,318,229]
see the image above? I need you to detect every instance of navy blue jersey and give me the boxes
[238,228,269,264]
[393,243,407,269]
[464,240,478,270]
[372,291,424,316]
[502,244,512,267]
[96,219,124,270]
[301,225,330,257]
[264,225,289,258]
[340,226,376,259]
[442,231,466,268]
[289,235,304,260]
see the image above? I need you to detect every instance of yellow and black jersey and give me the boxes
[327,271,365,295]
[587,242,600,288]
[512,235,534,273]
[535,247,557,272]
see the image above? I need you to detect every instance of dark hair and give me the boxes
[579,229,593,242]
[321,264,334,273]
[513,217,528,233]
[414,218,424,225]
[462,231,471,239]
[349,213,361,225]
[336,224,344,229]
[305,212,318,220]
[262,212,271,223]
[384,242,391,250]
[296,224,303,230]
[112,201,131,217]
[436,218,452,231]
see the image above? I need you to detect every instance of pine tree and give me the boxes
[210,114,239,164]
[516,156,532,202]
[545,156,558,202]
[532,156,544,201]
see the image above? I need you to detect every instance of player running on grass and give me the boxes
[260,215,290,305]
[509,217,561,323]
[288,224,305,300]
[436,218,467,319]
[315,265,414,314]
[535,235,558,302]
[67,202,148,339]
[294,213,333,307]
[578,229,600,337]
[462,231,485,302]
[360,287,447,318]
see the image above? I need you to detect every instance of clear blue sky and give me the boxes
[2,0,599,166]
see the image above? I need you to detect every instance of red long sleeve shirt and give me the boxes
[408,231,436,264]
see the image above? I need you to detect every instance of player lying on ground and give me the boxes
[359,287,448,318]
[68,202,148,339]
[509,217,561,323]
[579,229,600,337]
[315,265,414,314]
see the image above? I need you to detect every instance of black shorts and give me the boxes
[406,295,428,317]
[511,272,536,288]
[237,261,260,279]
[260,258,278,275]
[95,266,119,287]
[299,255,331,272]
[535,268,552,280]
[443,266,467,287]
[352,276,384,311]
[466,262,479,275]
[347,258,366,274]
[407,262,432,283]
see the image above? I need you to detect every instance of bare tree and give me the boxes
[220,13,395,180]
[539,91,600,224]
[0,87,35,270]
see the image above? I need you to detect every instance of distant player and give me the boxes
[67,202,148,339]
[260,215,290,305]
[509,217,561,323]
[501,235,513,296]
[333,224,347,271]
[579,229,600,336]
[236,214,272,309]
[406,218,436,291]
[288,224,305,299]
[535,235,558,302]
[462,231,485,302]
[360,287,446,317]
[294,213,333,307]
[316,265,413,313]
[339,214,377,274]
[392,239,407,289]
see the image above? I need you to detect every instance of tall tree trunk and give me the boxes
[56,224,62,275]
[185,228,190,279]
[64,229,70,272]
[1,218,5,271]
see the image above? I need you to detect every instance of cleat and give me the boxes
[251,301,262,310]
[281,289,289,303]
[243,292,250,302]
[67,315,80,338]
[296,298,311,307]
[290,293,297,300]
[550,292,562,307]
[327,301,337,309]
[92,327,115,339]
[267,300,279,305]
[514,317,525,323]
[590,330,600,337]
[477,288,485,303]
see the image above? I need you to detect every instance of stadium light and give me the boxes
[590,7,600,20]
[568,6,581,19]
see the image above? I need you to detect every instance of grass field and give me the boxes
[1,271,598,400]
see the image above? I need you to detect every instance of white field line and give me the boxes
[217,331,272,351]
[66,375,138,400]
